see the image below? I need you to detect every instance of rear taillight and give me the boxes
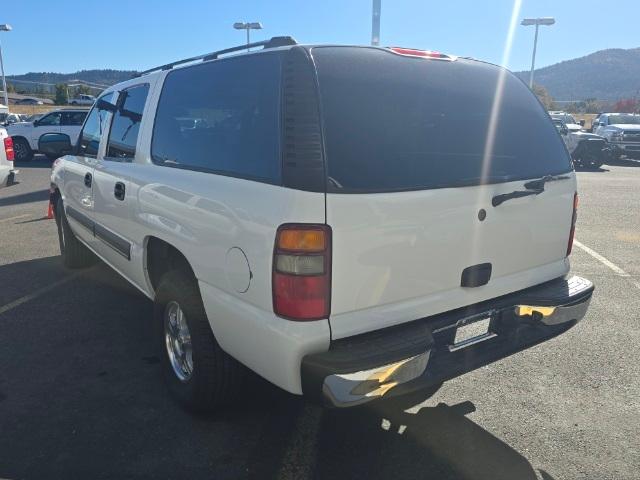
[3,137,14,162]
[567,193,578,256]
[273,224,331,320]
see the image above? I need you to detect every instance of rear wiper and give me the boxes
[492,175,570,207]
[522,174,570,191]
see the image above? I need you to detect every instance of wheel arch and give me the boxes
[11,135,31,146]
[144,236,197,295]
[50,183,61,219]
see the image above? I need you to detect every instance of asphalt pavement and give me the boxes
[0,157,638,480]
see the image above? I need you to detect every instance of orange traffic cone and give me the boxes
[46,201,54,219]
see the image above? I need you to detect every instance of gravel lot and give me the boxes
[0,158,638,480]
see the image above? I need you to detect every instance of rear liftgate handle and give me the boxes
[461,263,492,288]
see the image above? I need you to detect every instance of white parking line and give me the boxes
[574,239,640,289]
[0,273,79,316]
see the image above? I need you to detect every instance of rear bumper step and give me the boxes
[301,275,594,408]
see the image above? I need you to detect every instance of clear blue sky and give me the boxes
[1,0,638,75]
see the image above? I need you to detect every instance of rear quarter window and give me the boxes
[151,52,282,184]
[312,47,571,193]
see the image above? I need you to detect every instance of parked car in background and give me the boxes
[16,98,44,105]
[69,94,96,106]
[7,114,23,125]
[44,39,593,412]
[553,119,609,168]
[549,111,583,132]
[0,127,17,186]
[0,112,23,126]
[7,109,88,161]
[593,113,640,160]
[590,113,603,133]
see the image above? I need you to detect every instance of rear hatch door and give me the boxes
[312,47,575,339]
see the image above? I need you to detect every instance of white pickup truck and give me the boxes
[69,94,96,106]
[7,109,88,161]
[44,38,594,412]
[593,113,640,160]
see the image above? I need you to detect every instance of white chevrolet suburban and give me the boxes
[44,37,594,412]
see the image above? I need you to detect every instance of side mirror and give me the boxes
[32,119,39,127]
[579,120,585,127]
[38,133,73,158]
[561,126,569,135]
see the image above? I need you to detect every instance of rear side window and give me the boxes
[106,84,149,159]
[78,92,116,157]
[151,53,282,184]
[313,47,571,192]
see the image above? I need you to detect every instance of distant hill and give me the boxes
[7,48,640,101]
[515,47,640,101]
[7,69,138,88]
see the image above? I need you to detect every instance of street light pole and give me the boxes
[233,22,263,51]
[0,24,12,109]
[529,23,539,89]
[371,0,381,46]
[521,17,555,89]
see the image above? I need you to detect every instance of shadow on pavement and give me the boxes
[0,257,551,480]
[13,156,53,169]
[0,189,49,207]
[310,397,547,480]
[606,157,640,167]
[0,255,67,305]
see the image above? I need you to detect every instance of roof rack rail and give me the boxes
[135,36,297,77]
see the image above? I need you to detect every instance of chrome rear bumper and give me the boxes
[303,275,594,408]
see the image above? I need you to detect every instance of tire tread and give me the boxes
[56,197,95,269]
[155,269,246,412]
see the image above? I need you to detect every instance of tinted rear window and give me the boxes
[152,53,282,184]
[313,47,571,192]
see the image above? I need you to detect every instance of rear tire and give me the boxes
[154,268,246,413]
[12,137,33,162]
[56,197,96,269]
